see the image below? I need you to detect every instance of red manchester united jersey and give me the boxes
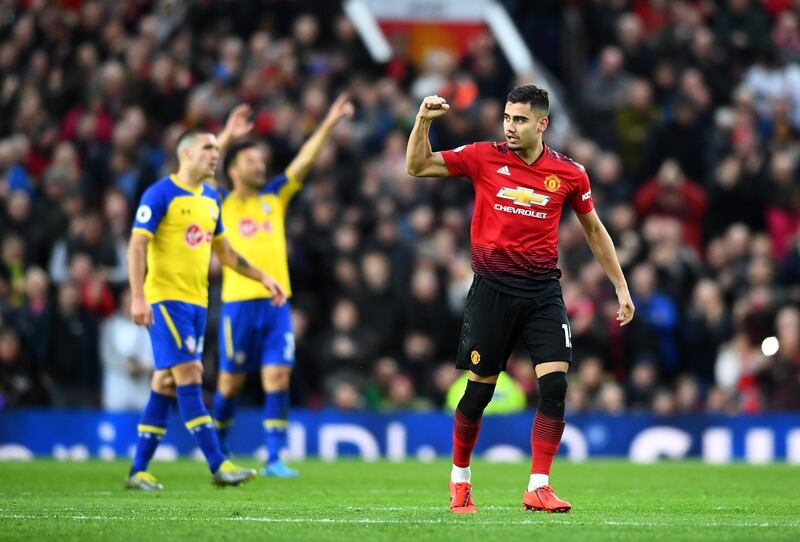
[441,141,593,296]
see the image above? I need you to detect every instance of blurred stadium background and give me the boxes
[0,0,799,466]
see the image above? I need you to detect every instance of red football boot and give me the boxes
[449,480,477,514]
[522,485,571,513]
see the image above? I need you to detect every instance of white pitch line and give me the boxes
[0,514,797,528]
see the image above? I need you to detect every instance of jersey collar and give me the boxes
[170,174,204,195]
[511,143,547,168]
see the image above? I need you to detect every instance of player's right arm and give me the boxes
[406,95,451,177]
[128,233,152,326]
[128,186,167,327]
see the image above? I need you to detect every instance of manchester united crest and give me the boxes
[471,350,481,365]
[544,174,561,192]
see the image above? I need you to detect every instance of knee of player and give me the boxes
[170,361,204,386]
[458,379,497,418]
[536,371,568,418]
[262,366,292,390]
[538,371,568,399]
[152,371,177,396]
[218,373,246,397]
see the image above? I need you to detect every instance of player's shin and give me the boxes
[452,380,495,482]
[529,371,567,490]
[176,384,226,472]
[263,389,289,463]
[130,390,173,475]
[211,390,237,455]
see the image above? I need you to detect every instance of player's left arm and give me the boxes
[285,92,354,184]
[576,209,635,326]
[212,236,287,306]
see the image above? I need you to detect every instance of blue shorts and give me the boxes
[218,299,295,373]
[148,301,207,370]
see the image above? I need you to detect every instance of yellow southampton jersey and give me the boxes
[220,171,301,302]
[132,175,225,307]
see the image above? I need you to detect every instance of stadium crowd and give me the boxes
[0,0,798,414]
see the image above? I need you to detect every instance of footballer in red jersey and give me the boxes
[406,84,635,514]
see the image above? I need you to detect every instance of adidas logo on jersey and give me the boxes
[496,165,510,176]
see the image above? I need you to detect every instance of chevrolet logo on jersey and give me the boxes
[496,186,550,207]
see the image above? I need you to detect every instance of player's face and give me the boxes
[187,134,220,180]
[233,147,267,188]
[503,102,547,150]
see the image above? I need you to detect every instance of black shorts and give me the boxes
[456,275,572,376]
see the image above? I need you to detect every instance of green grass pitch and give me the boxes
[0,459,798,541]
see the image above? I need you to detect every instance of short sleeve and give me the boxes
[260,171,301,208]
[569,166,594,214]
[440,142,480,178]
[132,186,167,237]
[214,194,225,237]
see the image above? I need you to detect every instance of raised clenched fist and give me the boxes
[417,95,450,119]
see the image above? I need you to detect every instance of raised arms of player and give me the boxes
[576,209,635,326]
[217,94,354,182]
[211,236,288,306]
[128,233,153,326]
[285,93,354,183]
[217,104,255,153]
[406,95,451,177]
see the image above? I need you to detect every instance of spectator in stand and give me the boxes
[756,306,800,411]
[714,0,770,62]
[0,234,26,309]
[380,373,433,411]
[625,359,658,411]
[49,211,119,284]
[615,79,660,181]
[706,155,765,240]
[574,356,605,409]
[101,189,131,286]
[99,289,153,411]
[635,158,708,256]
[646,99,708,182]
[772,10,800,64]
[317,297,375,382]
[716,332,765,413]
[627,262,680,379]
[402,264,457,361]
[1,192,38,255]
[15,267,53,377]
[683,279,734,387]
[674,374,702,413]
[591,152,631,209]
[0,327,41,409]
[358,251,401,356]
[645,217,703,308]
[764,150,800,261]
[582,45,632,147]
[42,283,99,408]
[327,378,366,411]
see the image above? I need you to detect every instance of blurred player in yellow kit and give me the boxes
[211,94,354,476]
[125,129,286,490]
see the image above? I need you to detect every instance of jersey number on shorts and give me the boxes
[561,323,572,348]
[283,333,295,362]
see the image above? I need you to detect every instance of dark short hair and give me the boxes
[506,85,549,115]
[175,128,205,152]
[223,139,259,180]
